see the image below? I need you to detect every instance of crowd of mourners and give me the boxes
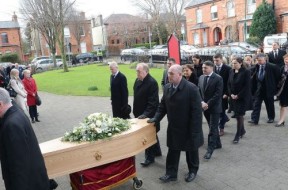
[0,41,287,189]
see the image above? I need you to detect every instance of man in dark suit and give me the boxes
[133,63,162,167]
[0,88,50,190]
[161,58,176,89]
[268,42,286,68]
[249,53,281,124]
[148,64,203,183]
[109,61,130,119]
[198,61,223,160]
[213,53,231,136]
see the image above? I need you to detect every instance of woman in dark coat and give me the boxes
[192,54,203,77]
[182,64,198,86]
[275,54,288,127]
[228,57,251,143]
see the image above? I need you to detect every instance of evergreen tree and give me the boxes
[249,0,277,41]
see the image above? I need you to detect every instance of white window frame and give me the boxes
[227,1,235,17]
[80,42,87,53]
[247,0,256,14]
[80,26,85,36]
[211,5,218,20]
[193,33,200,45]
[196,9,202,23]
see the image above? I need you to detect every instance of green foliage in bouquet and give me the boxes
[62,113,131,142]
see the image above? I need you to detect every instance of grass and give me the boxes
[33,64,164,97]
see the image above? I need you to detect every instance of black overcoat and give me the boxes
[250,63,281,98]
[154,78,203,151]
[227,67,251,114]
[214,64,231,110]
[0,106,50,190]
[268,49,286,68]
[133,73,159,127]
[110,72,129,119]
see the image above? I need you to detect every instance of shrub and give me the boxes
[0,53,20,63]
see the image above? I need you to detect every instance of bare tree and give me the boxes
[20,0,75,72]
[164,0,188,37]
[132,0,165,44]
[67,9,89,53]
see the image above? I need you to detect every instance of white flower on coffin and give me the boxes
[96,120,102,127]
[62,112,131,142]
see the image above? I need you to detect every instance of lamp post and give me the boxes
[148,26,153,67]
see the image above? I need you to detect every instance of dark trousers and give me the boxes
[251,95,275,122]
[204,112,221,152]
[219,111,229,129]
[29,105,38,120]
[166,149,199,177]
[145,135,161,161]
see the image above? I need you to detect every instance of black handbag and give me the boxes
[6,85,17,98]
[35,94,42,106]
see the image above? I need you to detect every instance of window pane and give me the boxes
[1,33,8,43]
[211,5,217,13]
[196,9,202,23]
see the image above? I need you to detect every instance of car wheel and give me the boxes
[36,68,43,73]
[59,64,63,67]
[79,59,84,63]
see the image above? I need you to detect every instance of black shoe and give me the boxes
[248,120,258,125]
[233,136,240,144]
[214,144,222,149]
[49,179,58,190]
[140,159,154,167]
[185,172,196,182]
[267,119,274,123]
[203,151,213,160]
[275,122,285,127]
[159,175,177,183]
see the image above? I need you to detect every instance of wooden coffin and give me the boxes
[39,118,156,178]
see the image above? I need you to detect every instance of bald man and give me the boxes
[148,65,203,183]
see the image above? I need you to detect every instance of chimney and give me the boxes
[80,12,85,19]
[12,12,18,22]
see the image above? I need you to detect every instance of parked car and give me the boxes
[75,53,97,63]
[120,48,146,62]
[31,56,50,64]
[228,42,258,52]
[195,45,254,57]
[34,59,62,72]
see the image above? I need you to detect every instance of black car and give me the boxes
[75,53,97,63]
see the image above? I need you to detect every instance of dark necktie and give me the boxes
[217,67,220,73]
[258,66,264,81]
[203,76,209,89]
[274,51,277,59]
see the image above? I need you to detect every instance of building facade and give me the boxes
[0,13,23,61]
[99,14,150,55]
[31,12,93,57]
[185,0,288,47]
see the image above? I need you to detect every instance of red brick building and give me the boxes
[0,13,23,61]
[104,14,150,55]
[185,0,288,47]
[32,12,93,57]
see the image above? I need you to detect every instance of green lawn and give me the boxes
[33,64,164,97]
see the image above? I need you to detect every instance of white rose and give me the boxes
[96,120,102,127]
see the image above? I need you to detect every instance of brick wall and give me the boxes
[0,28,23,61]
[185,0,288,47]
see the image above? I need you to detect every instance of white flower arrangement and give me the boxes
[62,113,131,142]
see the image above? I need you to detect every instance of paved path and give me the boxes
[1,92,288,190]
